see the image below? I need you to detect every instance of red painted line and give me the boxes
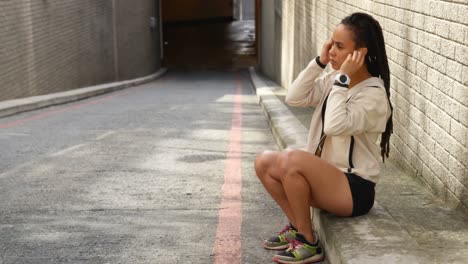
[0,88,135,129]
[212,75,243,264]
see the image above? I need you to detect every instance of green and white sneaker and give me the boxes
[273,233,324,264]
[263,224,298,250]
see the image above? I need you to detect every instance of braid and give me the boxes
[341,13,393,162]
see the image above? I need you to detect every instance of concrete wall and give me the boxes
[241,0,256,20]
[260,0,468,209]
[233,0,241,20]
[115,1,161,80]
[0,0,162,101]
[259,0,282,82]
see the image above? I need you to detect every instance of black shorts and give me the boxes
[345,173,376,217]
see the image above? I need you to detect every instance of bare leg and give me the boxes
[255,150,296,226]
[256,149,353,243]
[281,169,313,240]
[278,149,353,243]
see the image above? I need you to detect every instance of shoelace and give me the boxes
[286,238,303,251]
[278,225,292,235]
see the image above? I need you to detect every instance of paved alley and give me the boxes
[0,70,285,263]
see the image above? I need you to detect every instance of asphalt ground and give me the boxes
[0,70,287,264]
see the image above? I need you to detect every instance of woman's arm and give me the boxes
[285,57,328,108]
[323,85,390,136]
[286,39,334,108]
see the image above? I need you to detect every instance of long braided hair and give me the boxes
[341,13,393,162]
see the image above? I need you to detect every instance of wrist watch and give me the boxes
[334,73,350,87]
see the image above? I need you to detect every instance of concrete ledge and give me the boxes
[249,67,468,264]
[0,68,167,118]
[249,67,308,150]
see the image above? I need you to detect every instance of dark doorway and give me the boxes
[161,0,257,69]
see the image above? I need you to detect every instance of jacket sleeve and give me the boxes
[285,58,329,108]
[323,85,390,136]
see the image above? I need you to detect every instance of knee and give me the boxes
[278,149,303,180]
[254,150,276,179]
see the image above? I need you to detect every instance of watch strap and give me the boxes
[334,81,349,88]
[315,56,327,69]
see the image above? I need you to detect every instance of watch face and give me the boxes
[339,75,348,83]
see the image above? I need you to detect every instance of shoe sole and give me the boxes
[273,254,325,264]
[262,242,290,250]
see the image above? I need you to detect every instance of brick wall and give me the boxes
[262,0,468,209]
[0,0,161,101]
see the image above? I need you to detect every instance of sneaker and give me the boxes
[273,233,324,264]
[263,224,298,250]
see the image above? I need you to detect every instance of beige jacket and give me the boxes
[286,58,391,183]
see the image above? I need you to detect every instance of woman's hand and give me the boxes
[339,48,368,76]
[319,39,333,65]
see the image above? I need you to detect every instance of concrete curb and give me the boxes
[248,67,309,150]
[0,68,167,119]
